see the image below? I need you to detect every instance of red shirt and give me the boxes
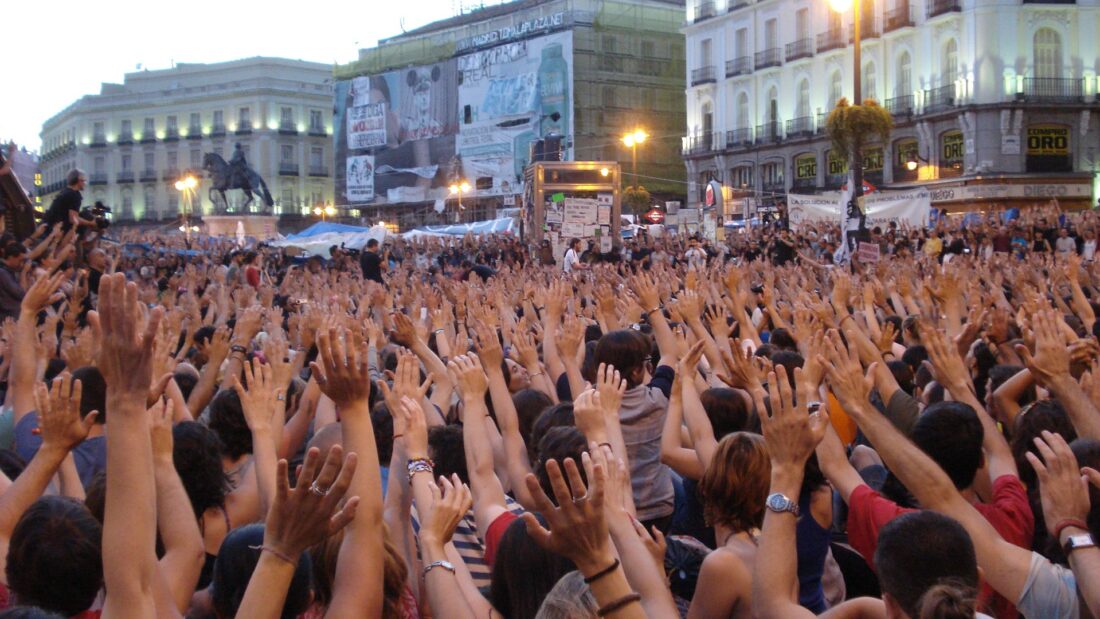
[847,475,1033,619]
[483,511,520,568]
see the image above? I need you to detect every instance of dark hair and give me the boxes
[874,511,978,619]
[769,350,804,371]
[901,345,929,374]
[3,243,26,260]
[173,421,230,519]
[595,330,651,388]
[512,389,554,445]
[367,239,380,249]
[428,425,468,485]
[489,516,576,619]
[371,403,396,465]
[173,370,199,401]
[987,365,1033,414]
[43,359,67,385]
[529,403,575,462]
[700,388,751,439]
[768,328,797,351]
[911,402,984,490]
[6,497,102,616]
[213,524,312,619]
[886,360,915,396]
[1012,399,1078,490]
[1072,439,1100,539]
[70,366,106,425]
[207,389,252,459]
[536,427,589,500]
[193,325,217,346]
[0,449,27,480]
[0,609,66,619]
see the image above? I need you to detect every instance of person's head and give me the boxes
[699,432,770,532]
[528,403,575,461]
[0,609,66,619]
[6,497,102,616]
[595,330,652,388]
[700,388,753,439]
[513,389,554,445]
[535,427,588,500]
[69,367,106,425]
[874,511,979,619]
[504,358,531,392]
[207,388,252,460]
[428,425,468,485]
[309,525,407,618]
[366,239,380,253]
[3,242,26,270]
[911,401,984,490]
[568,238,581,251]
[768,327,797,351]
[212,524,312,619]
[535,571,597,619]
[490,516,577,619]
[172,421,230,519]
[1012,399,1078,489]
[86,248,107,271]
[66,169,86,191]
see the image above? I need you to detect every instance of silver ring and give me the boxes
[309,482,328,497]
[276,394,285,401]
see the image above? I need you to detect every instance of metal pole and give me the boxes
[852,0,867,235]
[632,143,638,189]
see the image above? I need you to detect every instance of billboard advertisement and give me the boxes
[456,31,574,197]
[334,60,459,205]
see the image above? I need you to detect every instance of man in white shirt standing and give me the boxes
[684,237,707,270]
[563,238,585,273]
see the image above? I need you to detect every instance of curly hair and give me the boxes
[173,421,231,518]
[699,432,770,532]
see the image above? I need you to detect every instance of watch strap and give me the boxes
[1063,533,1096,556]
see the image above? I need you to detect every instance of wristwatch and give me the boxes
[1063,533,1096,556]
[765,493,800,516]
[423,560,455,576]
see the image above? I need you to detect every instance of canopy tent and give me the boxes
[402,217,517,239]
[270,224,388,257]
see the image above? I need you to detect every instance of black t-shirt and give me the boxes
[469,264,496,281]
[359,251,384,283]
[45,188,82,228]
[772,239,795,265]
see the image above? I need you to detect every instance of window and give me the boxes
[642,40,656,58]
[701,102,714,139]
[762,161,784,187]
[121,154,132,172]
[121,191,133,216]
[828,9,841,31]
[829,70,843,108]
[239,107,251,127]
[602,86,616,107]
[167,151,178,170]
[765,19,777,49]
[94,157,104,173]
[731,165,753,188]
[144,152,154,171]
[862,62,877,101]
[797,79,810,117]
[144,118,155,134]
[1034,28,1063,79]
[310,146,323,168]
[121,119,132,135]
[281,106,294,125]
[213,110,224,128]
[602,34,617,53]
[190,149,201,167]
[896,52,912,97]
[166,115,178,130]
[281,144,295,163]
[735,28,748,58]
[189,113,200,129]
[766,87,778,123]
[144,186,156,216]
[701,38,713,65]
[310,110,323,131]
[93,121,104,138]
[942,39,958,86]
[796,8,810,40]
[737,92,750,129]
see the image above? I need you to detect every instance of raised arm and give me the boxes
[12,271,67,422]
[1017,309,1100,440]
[632,272,679,367]
[232,359,284,516]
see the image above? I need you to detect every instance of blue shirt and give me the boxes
[14,412,107,488]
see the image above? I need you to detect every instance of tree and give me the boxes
[825,98,893,236]
[623,185,651,216]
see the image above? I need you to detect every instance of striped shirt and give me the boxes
[413,496,526,589]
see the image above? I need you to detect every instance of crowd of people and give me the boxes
[0,186,1099,619]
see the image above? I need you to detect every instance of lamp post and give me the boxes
[828,0,867,235]
[313,205,336,222]
[174,175,198,239]
[449,180,471,224]
[621,129,648,189]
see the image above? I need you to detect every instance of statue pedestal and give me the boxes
[202,215,280,240]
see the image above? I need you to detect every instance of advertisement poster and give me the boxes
[456,31,574,197]
[334,61,459,205]
[347,155,375,202]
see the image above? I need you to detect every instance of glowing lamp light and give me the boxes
[325,206,336,216]
[156,131,166,140]
[621,129,648,148]
[174,176,198,191]
[268,121,279,130]
[600,167,610,177]
[906,159,918,172]
[449,182,471,194]
[827,0,852,12]
[252,122,262,130]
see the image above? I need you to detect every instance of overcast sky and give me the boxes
[2,0,483,151]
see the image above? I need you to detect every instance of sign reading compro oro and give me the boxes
[795,154,817,180]
[1027,125,1070,156]
[941,131,964,163]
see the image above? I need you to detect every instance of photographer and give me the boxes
[44,169,96,234]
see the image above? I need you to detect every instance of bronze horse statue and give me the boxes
[202,152,274,210]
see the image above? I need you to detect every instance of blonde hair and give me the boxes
[535,571,598,619]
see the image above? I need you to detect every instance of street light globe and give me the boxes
[600,167,610,177]
[313,207,323,216]
[632,130,648,144]
[622,135,635,148]
[460,182,471,193]
[449,184,459,195]
[906,159,919,171]
[324,206,336,216]
[827,0,852,12]
[184,176,197,190]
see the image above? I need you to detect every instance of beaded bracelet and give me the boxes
[407,457,434,482]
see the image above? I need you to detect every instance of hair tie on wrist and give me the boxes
[249,544,296,566]
[596,592,641,617]
[583,558,621,584]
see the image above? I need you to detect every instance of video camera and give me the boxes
[80,201,112,230]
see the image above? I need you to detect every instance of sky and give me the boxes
[1,0,489,151]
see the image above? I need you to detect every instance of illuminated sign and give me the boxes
[1027,125,1070,156]
[827,150,848,176]
[863,147,884,172]
[941,131,964,163]
[795,153,817,180]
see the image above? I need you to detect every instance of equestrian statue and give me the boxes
[202,143,274,211]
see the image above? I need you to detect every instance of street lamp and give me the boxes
[621,129,648,189]
[449,180,471,223]
[174,175,199,239]
[313,205,336,221]
[828,0,867,236]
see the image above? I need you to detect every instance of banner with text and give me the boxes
[788,188,931,230]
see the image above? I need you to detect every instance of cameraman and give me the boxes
[45,169,96,234]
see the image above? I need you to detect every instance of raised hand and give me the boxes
[595,363,627,418]
[232,359,283,432]
[310,327,371,408]
[819,329,875,414]
[419,474,473,547]
[148,397,175,463]
[521,454,613,574]
[35,372,97,453]
[89,273,163,404]
[754,365,829,471]
[1015,309,1071,387]
[1025,431,1090,537]
[378,349,432,408]
[390,311,419,348]
[556,316,585,361]
[263,445,360,561]
[395,396,430,461]
[21,270,67,315]
[472,321,504,369]
[447,354,488,402]
[718,343,764,394]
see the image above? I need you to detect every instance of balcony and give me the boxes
[726,128,754,148]
[90,135,107,148]
[140,133,156,144]
[817,29,846,53]
[762,179,786,193]
[279,122,299,135]
[164,127,180,142]
[927,0,961,18]
[691,65,717,85]
[117,171,135,184]
[850,17,880,40]
[235,125,253,135]
[755,122,782,144]
[754,48,781,70]
[785,116,815,138]
[279,163,300,176]
[309,165,330,177]
[89,173,108,186]
[785,38,814,62]
[140,169,158,182]
[187,127,203,140]
[886,94,914,116]
[726,57,753,77]
[1017,77,1085,103]
[308,125,327,137]
[729,0,751,8]
[163,168,179,181]
[924,84,956,113]
[884,4,915,31]
[211,124,227,137]
[684,132,718,155]
[117,131,133,145]
[694,0,716,21]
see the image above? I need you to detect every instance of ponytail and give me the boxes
[917,581,977,619]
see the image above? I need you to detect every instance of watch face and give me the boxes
[766,494,789,512]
